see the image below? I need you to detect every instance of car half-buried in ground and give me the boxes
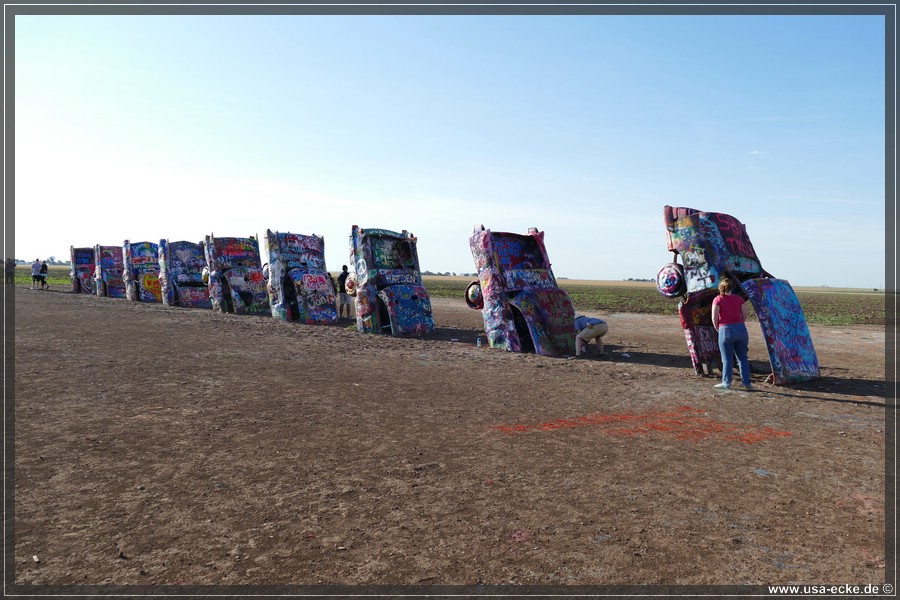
[93,245,126,298]
[204,234,270,316]
[349,225,434,337]
[467,225,576,356]
[70,246,95,294]
[265,229,337,325]
[158,239,212,309]
[656,205,819,385]
[123,240,162,303]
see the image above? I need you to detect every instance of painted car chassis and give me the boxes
[468,225,576,356]
[266,229,337,325]
[93,245,126,298]
[70,246,96,294]
[657,205,819,385]
[123,240,163,303]
[204,234,270,316]
[159,240,212,308]
[349,226,434,337]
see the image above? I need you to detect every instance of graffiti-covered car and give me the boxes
[204,234,270,315]
[158,240,212,308]
[123,240,162,303]
[656,205,819,385]
[70,246,95,294]
[93,245,126,298]
[350,225,434,336]
[265,229,337,324]
[467,225,576,356]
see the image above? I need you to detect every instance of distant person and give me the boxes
[5,258,15,285]
[337,265,353,319]
[574,314,609,357]
[39,260,49,289]
[30,258,41,290]
[711,278,753,390]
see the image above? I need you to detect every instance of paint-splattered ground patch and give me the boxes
[492,405,792,443]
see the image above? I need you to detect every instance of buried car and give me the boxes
[265,229,337,325]
[467,225,576,356]
[158,240,212,308]
[70,246,95,294]
[93,245,126,298]
[204,234,270,315]
[657,205,819,385]
[349,225,434,337]
[123,240,162,303]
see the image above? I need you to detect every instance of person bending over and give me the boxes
[574,314,609,357]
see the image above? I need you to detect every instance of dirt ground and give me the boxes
[9,283,888,588]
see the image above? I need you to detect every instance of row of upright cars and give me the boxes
[72,227,426,331]
[70,206,821,385]
[71,224,580,352]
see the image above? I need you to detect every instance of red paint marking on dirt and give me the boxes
[492,405,792,444]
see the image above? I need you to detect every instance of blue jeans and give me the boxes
[718,323,751,387]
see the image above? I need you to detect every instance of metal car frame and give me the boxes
[93,245,126,298]
[158,240,212,308]
[265,229,337,325]
[123,240,162,303]
[204,234,270,315]
[70,246,95,294]
[467,225,576,356]
[349,225,434,337]
[657,205,819,384]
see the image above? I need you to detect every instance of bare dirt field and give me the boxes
[10,283,888,589]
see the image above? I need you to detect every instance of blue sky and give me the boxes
[14,14,887,288]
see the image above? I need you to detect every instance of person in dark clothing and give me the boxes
[39,260,49,290]
[5,258,15,285]
[336,265,353,319]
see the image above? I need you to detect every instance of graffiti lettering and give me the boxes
[504,269,556,290]
[381,270,418,284]
[301,273,328,291]
[709,213,757,259]
[306,292,334,307]
[97,246,123,268]
[282,233,322,252]
[492,236,543,271]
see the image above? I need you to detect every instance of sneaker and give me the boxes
[713,383,731,389]
[742,384,755,390]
